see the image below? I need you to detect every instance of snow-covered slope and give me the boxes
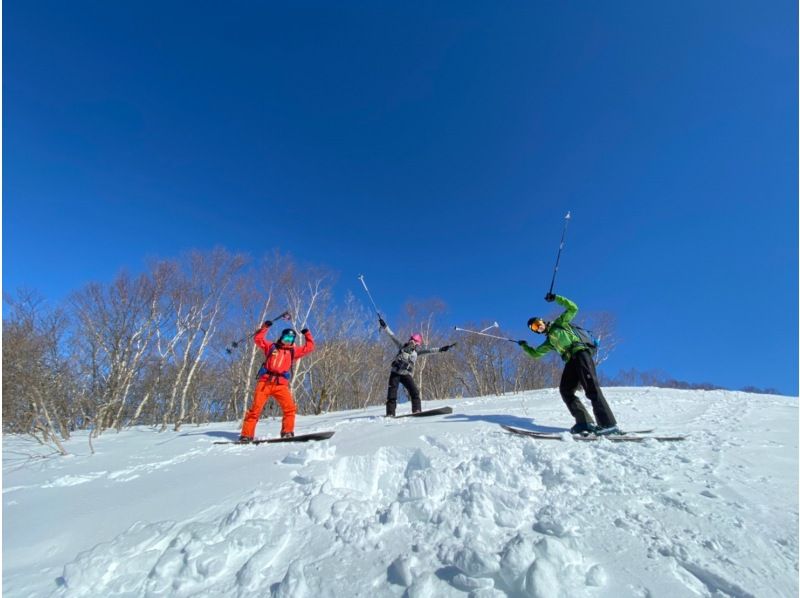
[3,388,797,597]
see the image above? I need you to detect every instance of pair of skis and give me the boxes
[501,424,686,442]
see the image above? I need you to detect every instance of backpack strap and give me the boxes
[550,322,592,360]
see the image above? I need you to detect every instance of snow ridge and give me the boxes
[3,388,797,597]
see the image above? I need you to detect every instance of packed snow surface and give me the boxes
[3,388,797,597]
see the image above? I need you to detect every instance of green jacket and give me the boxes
[521,295,585,362]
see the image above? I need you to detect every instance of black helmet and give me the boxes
[279,328,297,344]
[527,317,547,334]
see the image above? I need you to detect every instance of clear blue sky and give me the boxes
[5,2,797,394]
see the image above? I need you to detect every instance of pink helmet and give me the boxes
[410,333,423,345]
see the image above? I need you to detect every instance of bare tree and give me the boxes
[301,292,384,414]
[3,290,71,454]
[277,262,333,414]
[70,270,165,440]
[220,252,290,421]
[166,249,247,431]
[451,322,513,397]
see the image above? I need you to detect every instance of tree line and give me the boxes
[4,248,625,454]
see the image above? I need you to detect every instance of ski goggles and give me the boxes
[528,319,546,333]
[280,332,296,343]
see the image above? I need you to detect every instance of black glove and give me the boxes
[440,344,454,352]
[517,340,528,347]
[300,328,309,335]
[378,318,386,328]
[545,293,556,303]
[263,320,273,328]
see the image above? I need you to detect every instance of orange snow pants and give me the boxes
[241,379,297,438]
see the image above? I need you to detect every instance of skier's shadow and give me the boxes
[178,430,240,441]
[444,413,565,434]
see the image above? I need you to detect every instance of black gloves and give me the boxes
[378,318,386,328]
[517,340,528,347]
[263,320,272,327]
[300,328,309,335]
[545,293,556,303]
[440,344,455,352]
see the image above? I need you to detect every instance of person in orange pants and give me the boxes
[239,321,315,441]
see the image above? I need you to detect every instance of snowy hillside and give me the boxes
[3,388,797,597]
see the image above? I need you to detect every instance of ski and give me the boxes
[501,425,685,442]
[392,406,453,418]
[214,431,335,445]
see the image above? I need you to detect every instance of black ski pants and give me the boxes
[559,349,617,428]
[386,371,421,416]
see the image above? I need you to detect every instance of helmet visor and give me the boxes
[280,331,296,343]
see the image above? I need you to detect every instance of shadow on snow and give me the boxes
[444,412,565,434]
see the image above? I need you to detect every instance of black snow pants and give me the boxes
[559,349,617,428]
[386,371,421,416]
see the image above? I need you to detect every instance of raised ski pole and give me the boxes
[548,211,571,297]
[357,274,383,319]
[226,311,291,354]
[454,326,517,343]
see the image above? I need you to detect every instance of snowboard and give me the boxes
[214,431,335,445]
[501,425,685,443]
[392,406,453,419]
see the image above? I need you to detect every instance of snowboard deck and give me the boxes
[214,431,335,445]
[501,425,685,442]
[392,406,453,419]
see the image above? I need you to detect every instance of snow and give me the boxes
[3,387,797,597]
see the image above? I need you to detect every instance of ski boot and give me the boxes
[569,422,597,436]
[594,425,622,436]
[280,432,294,439]
[238,435,254,444]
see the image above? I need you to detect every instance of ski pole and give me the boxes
[357,274,382,318]
[226,311,291,354]
[547,211,571,297]
[454,326,517,343]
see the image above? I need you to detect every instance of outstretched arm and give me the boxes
[519,339,554,360]
[418,343,455,355]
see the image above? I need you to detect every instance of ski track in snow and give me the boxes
[2,388,797,598]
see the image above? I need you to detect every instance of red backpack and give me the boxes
[258,344,295,380]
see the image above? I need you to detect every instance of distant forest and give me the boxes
[3,249,777,454]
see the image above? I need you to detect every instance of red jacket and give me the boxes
[254,325,315,385]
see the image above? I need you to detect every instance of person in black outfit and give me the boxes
[378,317,455,416]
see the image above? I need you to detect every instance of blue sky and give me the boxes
[5,2,797,394]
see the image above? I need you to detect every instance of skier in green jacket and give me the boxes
[518,293,619,435]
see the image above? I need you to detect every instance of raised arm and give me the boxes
[253,322,273,352]
[551,295,578,327]
[379,317,403,349]
[293,329,315,358]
